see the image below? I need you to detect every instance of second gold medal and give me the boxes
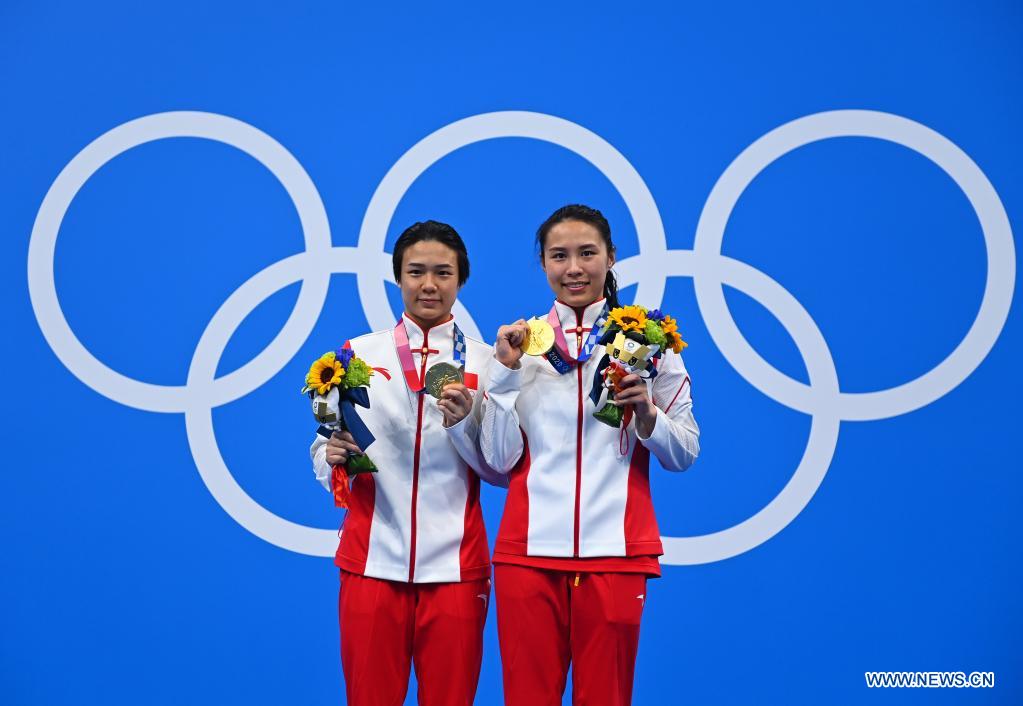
[522,317,555,356]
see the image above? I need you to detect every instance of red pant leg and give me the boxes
[412,577,491,706]
[494,564,572,706]
[570,572,647,706]
[338,571,415,706]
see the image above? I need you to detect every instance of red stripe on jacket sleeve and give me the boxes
[662,375,691,414]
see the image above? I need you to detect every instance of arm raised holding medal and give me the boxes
[479,317,541,472]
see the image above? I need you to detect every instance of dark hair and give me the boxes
[392,220,470,286]
[535,204,619,308]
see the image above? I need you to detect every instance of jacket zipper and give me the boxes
[573,310,584,558]
[408,327,430,582]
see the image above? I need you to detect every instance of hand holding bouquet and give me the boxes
[303,347,377,508]
[590,306,687,428]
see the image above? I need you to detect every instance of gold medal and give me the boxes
[522,317,555,356]
[424,362,463,399]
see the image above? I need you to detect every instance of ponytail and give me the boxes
[603,270,620,309]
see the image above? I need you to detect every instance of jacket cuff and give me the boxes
[443,412,478,444]
[311,439,332,492]
[487,356,522,394]
[637,406,671,452]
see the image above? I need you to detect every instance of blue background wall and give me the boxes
[2,2,1021,703]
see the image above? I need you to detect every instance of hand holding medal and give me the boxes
[494,318,531,368]
[425,361,472,427]
[395,318,475,427]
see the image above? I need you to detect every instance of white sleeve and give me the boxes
[636,351,700,471]
[444,385,509,488]
[309,433,333,492]
[479,354,526,474]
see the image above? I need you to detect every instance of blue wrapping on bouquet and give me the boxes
[337,386,377,475]
[589,354,612,407]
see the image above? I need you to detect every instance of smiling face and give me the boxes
[398,239,461,330]
[541,219,615,309]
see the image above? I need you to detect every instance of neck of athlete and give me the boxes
[405,311,452,332]
[557,298,603,322]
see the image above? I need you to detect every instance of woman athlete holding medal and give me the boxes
[481,205,701,706]
[309,221,503,706]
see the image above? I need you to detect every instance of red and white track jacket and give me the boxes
[480,299,700,560]
[310,315,501,583]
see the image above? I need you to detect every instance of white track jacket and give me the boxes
[310,315,501,583]
[480,299,700,559]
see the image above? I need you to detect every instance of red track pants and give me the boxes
[494,564,648,706]
[338,571,490,706]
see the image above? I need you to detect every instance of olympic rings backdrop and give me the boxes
[3,2,1021,704]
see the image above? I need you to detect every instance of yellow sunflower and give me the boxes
[608,305,647,333]
[305,352,345,395]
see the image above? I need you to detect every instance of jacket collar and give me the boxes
[400,312,454,348]
[553,298,606,331]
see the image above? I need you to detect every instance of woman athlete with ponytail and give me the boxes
[481,205,701,706]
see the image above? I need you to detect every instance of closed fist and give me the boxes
[495,319,530,369]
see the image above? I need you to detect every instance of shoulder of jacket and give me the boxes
[655,348,689,373]
[345,328,394,352]
[464,334,493,350]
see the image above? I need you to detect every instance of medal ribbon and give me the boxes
[394,317,465,393]
[545,303,609,375]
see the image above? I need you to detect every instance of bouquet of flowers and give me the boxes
[302,347,377,508]
[589,305,687,428]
